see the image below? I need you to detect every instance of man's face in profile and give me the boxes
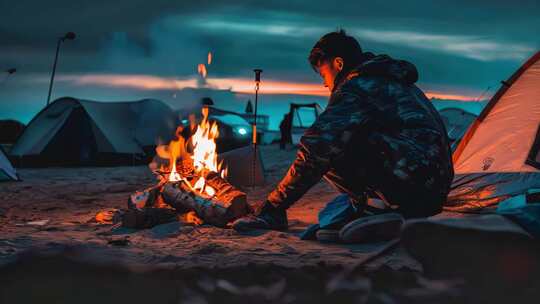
[316,57,344,92]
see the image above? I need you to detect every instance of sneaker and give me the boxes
[316,229,341,243]
[232,202,288,232]
[339,213,404,243]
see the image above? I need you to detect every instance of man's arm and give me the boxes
[267,88,374,209]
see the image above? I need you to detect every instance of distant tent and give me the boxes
[10,97,177,166]
[290,103,323,129]
[289,103,323,144]
[446,51,540,211]
[431,99,485,116]
[438,108,477,151]
[0,146,18,181]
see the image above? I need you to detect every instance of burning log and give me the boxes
[161,172,248,228]
[128,182,164,210]
[123,104,249,229]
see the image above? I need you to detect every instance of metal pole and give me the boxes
[46,38,62,106]
[252,69,262,187]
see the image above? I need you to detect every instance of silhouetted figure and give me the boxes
[245,100,253,113]
[279,113,292,150]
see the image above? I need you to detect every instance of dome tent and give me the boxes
[288,103,323,145]
[10,97,177,166]
[447,51,540,211]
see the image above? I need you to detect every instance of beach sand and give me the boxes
[2,144,527,303]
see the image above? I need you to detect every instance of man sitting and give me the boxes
[233,30,454,232]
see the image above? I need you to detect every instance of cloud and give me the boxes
[188,13,536,62]
[353,29,535,61]
[186,13,536,63]
[189,19,325,38]
[2,0,539,125]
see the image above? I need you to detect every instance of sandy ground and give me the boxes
[3,144,540,303]
[0,145,406,269]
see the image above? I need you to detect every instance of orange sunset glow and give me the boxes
[62,74,480,101]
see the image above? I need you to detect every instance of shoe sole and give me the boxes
[316,229,341,243]
[339,213,404,243]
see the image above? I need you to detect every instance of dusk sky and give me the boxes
[1,0,539,129]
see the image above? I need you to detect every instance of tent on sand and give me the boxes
[10,97,177,167]
[446,50,540,211]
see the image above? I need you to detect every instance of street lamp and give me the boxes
[46,32,76,106]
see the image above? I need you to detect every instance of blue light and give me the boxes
[237,127,247,135]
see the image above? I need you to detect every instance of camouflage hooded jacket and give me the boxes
[267,54,454,210]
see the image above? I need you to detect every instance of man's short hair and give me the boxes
[308,30,363,73]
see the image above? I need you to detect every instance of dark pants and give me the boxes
[323,165,445,219]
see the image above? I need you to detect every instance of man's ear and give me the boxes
[333,57,344,72]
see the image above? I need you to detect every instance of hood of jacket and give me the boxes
[334,53,419,92]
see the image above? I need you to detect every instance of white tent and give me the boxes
[446,51,540,211]
[10,97,177,166]
[0,146,18,181]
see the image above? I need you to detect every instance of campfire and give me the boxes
[126,106,248,228]
[121,53,250,229]
[159,106,226,196]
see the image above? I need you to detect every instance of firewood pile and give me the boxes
[124,160,249,229]
[102,106,253,229]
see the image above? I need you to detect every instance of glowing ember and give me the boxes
[197,64,207,78]
[187,211,203,225]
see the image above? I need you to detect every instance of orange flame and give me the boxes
[157,126,187,183]
[192,107,220,173]
[190,107,225,196]
[156,107,226,198]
